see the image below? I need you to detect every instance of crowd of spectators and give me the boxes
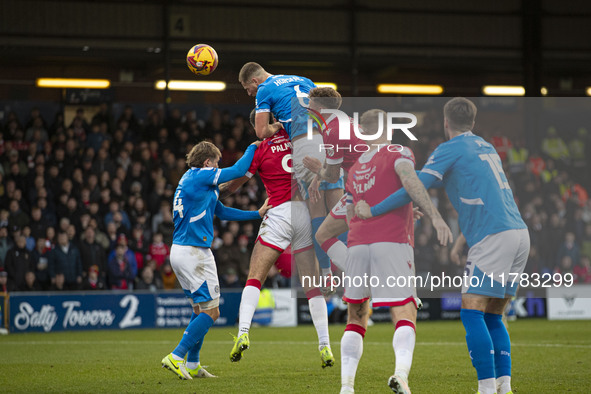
[0,104,263,292]
[0,102,590,293]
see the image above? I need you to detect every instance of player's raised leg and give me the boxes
[231,241,280,362]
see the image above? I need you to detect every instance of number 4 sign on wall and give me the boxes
[170,14,190,37]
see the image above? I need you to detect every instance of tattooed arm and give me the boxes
[395,162,439,220]
[395,161,452,246]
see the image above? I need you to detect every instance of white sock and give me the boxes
[321,268,332,277]
[327,240,348,271]
[393,325,415,380]
[171,353,183,361]
[478,377,497,394]
[308,296,330,348]
[186,362,198,370]
[497,375,511,394]
[341,331,363,390]
[238,285,260,335]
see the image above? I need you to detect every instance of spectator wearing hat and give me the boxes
[82,264,106,290]
[220,267,241,288]
[48,232,83,290]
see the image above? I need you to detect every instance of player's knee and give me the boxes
[485,297,510,315]
[203,306,220,321]
[315,228,327,245]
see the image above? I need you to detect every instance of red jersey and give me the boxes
[346,145,415,247]
[246,129,295,207]
[322,114,365,175]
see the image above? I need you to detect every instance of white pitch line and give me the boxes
[2,340,591,349]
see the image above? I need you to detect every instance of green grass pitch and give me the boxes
[1,319,590,393]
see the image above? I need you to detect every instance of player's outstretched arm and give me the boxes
[219,176,250,199]
[395,162,452,246]
[361,170,439,219]
[214,199,268,222]
[217,141,260,184]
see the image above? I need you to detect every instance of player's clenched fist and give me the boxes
[355,200,372,219]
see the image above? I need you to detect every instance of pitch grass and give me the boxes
[1,319,590,393]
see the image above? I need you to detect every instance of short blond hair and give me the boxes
[239,62,265,83]
[444,97,477,132]
[360,109,386,135]
[186,141,221,168]
[309,87,342,109]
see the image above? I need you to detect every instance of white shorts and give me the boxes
[170,244,220,309]
[463,228,530,298]
[330,194,348,220]
[257,201,313,254]
[343,242,418,308]
[293,133,326,194]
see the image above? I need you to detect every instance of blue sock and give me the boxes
[311,216,331,270]
[172,312,214,359]
[186,313,202,365]
[484,312,511,378]
[460,308,495,380]
[187,340,203,365]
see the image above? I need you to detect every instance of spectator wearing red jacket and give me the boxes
[148,232,169,269]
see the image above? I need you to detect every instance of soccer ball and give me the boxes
[186,44,218,76]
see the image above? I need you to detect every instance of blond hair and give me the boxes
[186,141,221,168]
[360,109,386,135]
